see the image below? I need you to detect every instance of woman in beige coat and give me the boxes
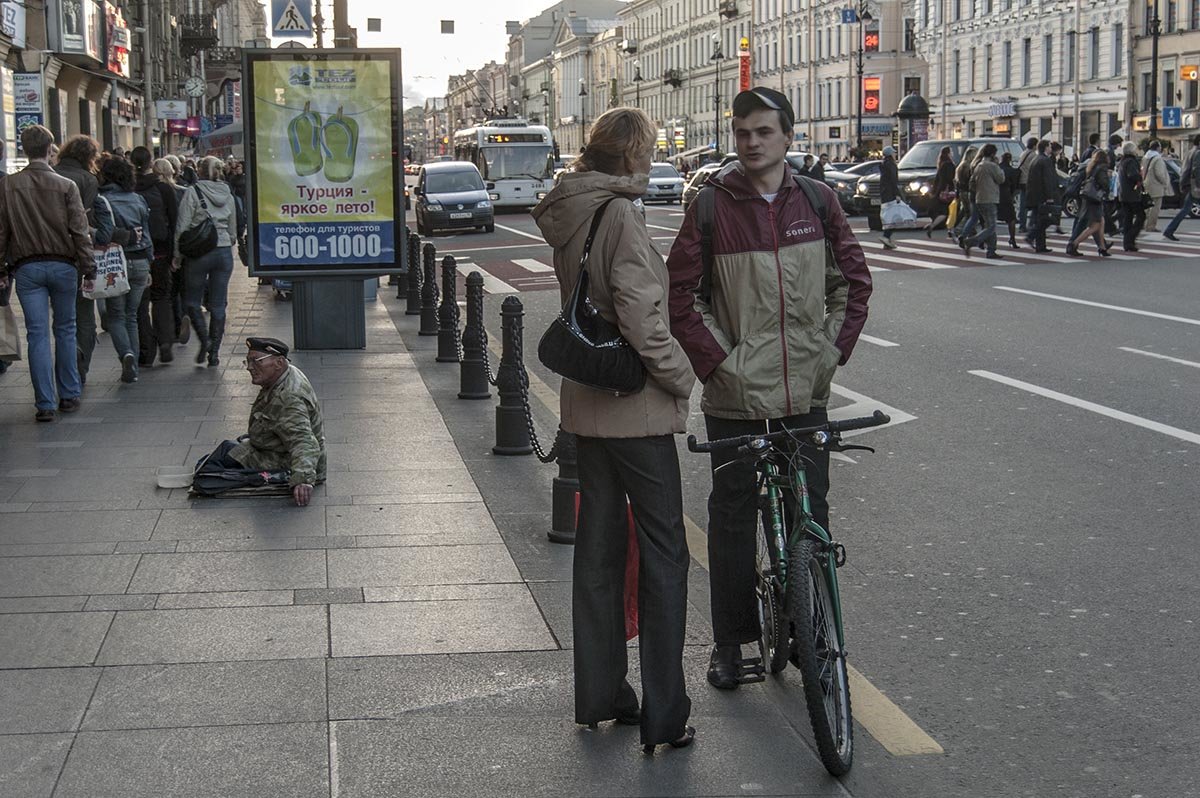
[1141,140,1172,232]
[532,107,697,753]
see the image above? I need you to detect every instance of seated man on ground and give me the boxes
[197,337,326,506]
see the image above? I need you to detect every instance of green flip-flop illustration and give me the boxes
[321,105,358,183]
[288,100,323,177]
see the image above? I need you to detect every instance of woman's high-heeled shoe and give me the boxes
[642,725,696,754]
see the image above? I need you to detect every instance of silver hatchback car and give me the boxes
[644,162,685,204]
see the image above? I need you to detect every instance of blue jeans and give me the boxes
[14,261,81,410]
[105,258,151,361]
[183,246,234,322]
[1163,195,1198,236]
[1016,187,1027,230]
[967,203,999,254]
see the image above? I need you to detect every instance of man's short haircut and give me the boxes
[130,146,153,172]
[1089,133,1101,145]
[1150,139,1162,151]
[1192,133,1200,146]
[1037,139,1051,154]
[21,125,55,159]
[1109,133,1123,146]
[1027,137,1038,148]
[732,87,795,134]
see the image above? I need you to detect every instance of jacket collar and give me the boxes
[709,160,799,201]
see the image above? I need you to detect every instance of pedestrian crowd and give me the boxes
[0,124,248,421]
[534,90,871,754]
[873,130,1200,258]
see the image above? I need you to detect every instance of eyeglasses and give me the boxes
[242,354,279,368]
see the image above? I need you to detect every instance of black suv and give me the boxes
[855,137,1025,229]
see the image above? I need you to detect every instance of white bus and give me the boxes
[452,119,554,208]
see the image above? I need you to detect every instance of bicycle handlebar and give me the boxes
[686,410,891,454]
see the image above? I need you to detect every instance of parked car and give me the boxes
[823,160,881,212]
[855,137,1025,229]
[644,162,685,203]
[681,154,738,210]
[413,161,494,236]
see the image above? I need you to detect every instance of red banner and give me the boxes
[739,53,751,92]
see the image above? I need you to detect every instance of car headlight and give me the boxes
[489,193,500,201]
[836,181,849,190]
[536,191,548,200]
[477,200,491,208]
[425,203,442,211]
[856,182,869,195]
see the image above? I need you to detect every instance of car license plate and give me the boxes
[870,199,880,206]
[450,212,471,219]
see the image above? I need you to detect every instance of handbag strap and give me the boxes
[578,198,617,277]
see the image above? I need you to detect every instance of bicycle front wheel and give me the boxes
[755,512,789,674]
[787,537,853,775]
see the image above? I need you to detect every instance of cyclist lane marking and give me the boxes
[500,342,942,757]
[969,370,1200,445]
[1118,347,1200,369]
[994,286,1200,326]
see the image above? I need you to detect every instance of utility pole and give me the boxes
[141,0,153,149]
[313,0,324,47]
[711,32,725,155]
[1149,0,1162,141]
[333,0,351,47]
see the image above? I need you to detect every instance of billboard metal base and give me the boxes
[292,278,367,350]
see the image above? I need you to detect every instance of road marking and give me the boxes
[847,667,945,755]
[1118,346,1200,369]
[915,238,1077,264]
[505,357,936,755]
[456,263,516,295]
[861,248,959,270]
[994,286,1200,327]
[829,383,918,433]
[969,370,1200,445]
[442,243,549,255]
[494,223,547,242]
[514,258,554,273]
[858,334,899,348]
[645,223,680,231]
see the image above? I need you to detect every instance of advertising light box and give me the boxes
[243,48,405,278]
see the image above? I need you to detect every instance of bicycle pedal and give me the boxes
[736,658,765,683]
[832,543,847,567]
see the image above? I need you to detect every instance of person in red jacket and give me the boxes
[666,87,872,689]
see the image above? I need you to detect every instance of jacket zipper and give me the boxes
[768,205,793,415]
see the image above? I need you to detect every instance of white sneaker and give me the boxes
[880,235,897,249]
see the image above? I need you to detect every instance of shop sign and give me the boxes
[738,51,751,92]
[167,118,188,134]
[215,113,235,129]
[1132,115,1150,132]
[13,72,43,153]
[105,2,131,78]
[860,121,894,135]
[829,126,842,139]
[185,116,201,136]
[988,100,1016,118]
[155,99,188,120]
[117,97,140,120]
[1181,65,1199,81]
[232,81,242,120]
[244,48,404,277]
[54,0,105,62]
[1,0,26,48]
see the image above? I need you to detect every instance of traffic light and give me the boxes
[862,77,881,114]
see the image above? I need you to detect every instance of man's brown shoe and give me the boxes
[58,398,81,413]
[35,409,56,422]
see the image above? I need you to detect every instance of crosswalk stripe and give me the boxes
[913,238,1078,264]
[456,263,517,295]
[859,241,958,269]
[513,258,554,273]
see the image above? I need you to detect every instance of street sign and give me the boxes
[841,8,858,23]
[1163,106,1183,128]
[271,0,312,38]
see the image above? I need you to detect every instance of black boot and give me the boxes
[187,309,209,364]
[207,316,225,367]
[152,299,175,363]
[706,644,742,690]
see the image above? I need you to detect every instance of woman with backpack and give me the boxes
[173,156,238,367]
[1066,150,1112,257]
[98,156,154,383]
[1116,142,1146,252]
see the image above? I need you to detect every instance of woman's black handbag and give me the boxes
[537,198,647,396]
[177,185,219,259]
[1080,173,1106,203]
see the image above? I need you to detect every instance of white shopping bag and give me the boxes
[881,199,918,230]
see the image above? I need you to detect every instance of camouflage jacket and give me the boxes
[230,365,326,487]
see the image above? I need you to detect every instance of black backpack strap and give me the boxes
[792,174,829,238]
[696,185,717,303]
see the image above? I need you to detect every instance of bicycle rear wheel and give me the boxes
[755,512,789,674]
[787,537,853,775]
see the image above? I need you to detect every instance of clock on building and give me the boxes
[185,76,206,98]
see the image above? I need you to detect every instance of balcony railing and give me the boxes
[663,68,683,88]
[205,46,241,69]
[180,14,218,57]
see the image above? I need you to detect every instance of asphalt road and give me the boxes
[407,199,1200,797]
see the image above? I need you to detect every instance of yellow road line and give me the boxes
[505,343,943,757]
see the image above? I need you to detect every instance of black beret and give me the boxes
[246,337,289,357]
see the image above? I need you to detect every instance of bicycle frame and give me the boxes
[759,457,848,648]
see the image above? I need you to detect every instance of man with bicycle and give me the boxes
[666,87,872,689]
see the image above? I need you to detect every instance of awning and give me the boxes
[198,121,243,159]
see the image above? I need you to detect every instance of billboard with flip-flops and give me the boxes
[243,48,404,277]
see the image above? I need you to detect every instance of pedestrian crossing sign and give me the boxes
[272,0,312,38]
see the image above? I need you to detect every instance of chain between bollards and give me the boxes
[418,242,439,336]
[404,229,421,309]
[458,272,491,399]
[436,255,461,363]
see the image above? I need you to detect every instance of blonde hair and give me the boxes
[152,158,177,186]
[198,155,225,181]
[574,107,656,176]
[165,154,181,171]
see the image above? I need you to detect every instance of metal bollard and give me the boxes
[405,232,422,312]
[458,272,491,399]
[418,242,439,336]
[436,255,461,363]
[548,429,579,544]
[492,296,533,456]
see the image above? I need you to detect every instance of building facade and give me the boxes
[1131,2,1200,154]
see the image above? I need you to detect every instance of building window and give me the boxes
[1193,0,1200,29]
[1022,38,1031,85]
[904,18,916,51]
[1142,72,1154,112]
[1113,23,1123,76]
[969,47,976,91]
[985,0,993,12]
[953,0,961,20]
[985,44,993,90]
[1168,0,1179,31]
[1189,79,1199,108]
[1003,40,1012,88]
[904,76,922,95]
[922,0,929,26]
[1044,35,1053,83]
[1165,69,1176,110]
[953,50,961,94]
[1066,31,1076,81]
[1088,27,1099,79]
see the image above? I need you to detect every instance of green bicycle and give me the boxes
[687,410,890,776]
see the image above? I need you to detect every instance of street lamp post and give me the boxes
[710,33,725,156]
[579,78,588,149]
[633,60,643,107]
[855,2,874,151]
[1150,0,1162,141]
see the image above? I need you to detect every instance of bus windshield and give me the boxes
[480,146,553,181]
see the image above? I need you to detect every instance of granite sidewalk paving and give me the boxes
[0,270,860,797]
